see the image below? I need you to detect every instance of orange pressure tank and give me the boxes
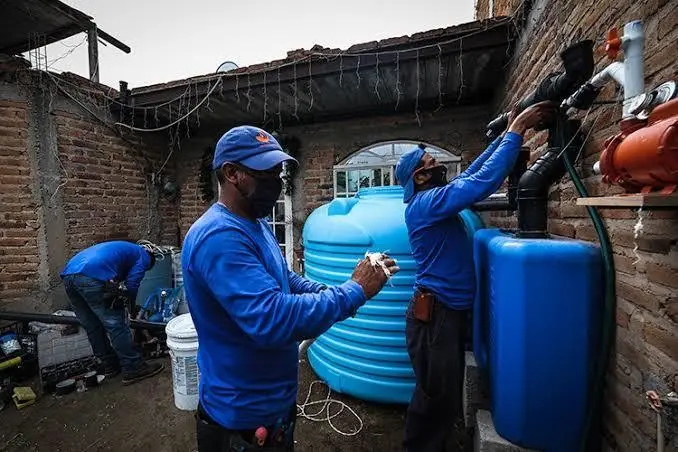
[599,98,678,193]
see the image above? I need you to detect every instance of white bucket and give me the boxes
[165,313,200,411]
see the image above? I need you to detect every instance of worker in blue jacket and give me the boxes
[395,101,555,451]
[61,241,164,385]
[182,125,398,452]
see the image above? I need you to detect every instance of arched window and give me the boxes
[333,141,461,198]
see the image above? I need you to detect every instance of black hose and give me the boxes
[556,128,616,452]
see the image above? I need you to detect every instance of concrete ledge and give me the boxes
[463,351,490,429]
[474,410,537,452]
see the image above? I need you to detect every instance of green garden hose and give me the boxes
[563,153,617,452]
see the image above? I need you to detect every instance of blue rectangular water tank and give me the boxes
[473,229,603,451]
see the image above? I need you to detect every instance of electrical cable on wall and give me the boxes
[113,78,222,133]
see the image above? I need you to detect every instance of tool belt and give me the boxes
[411,289,436,323]
[197,403,295,451]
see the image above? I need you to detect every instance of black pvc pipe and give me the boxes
[471,146,530,212]
[472,198,513,211]
[0,311,168,331]
[516,116,582,238]
[486,40,594,139]
[507,147,531,208]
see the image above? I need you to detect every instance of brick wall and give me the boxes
[0,73,176,310]
[0,100,41,302]
[174,107,493,256]
[285,106,491,213]
[475,0,523,19]
[175,139,216,242]
[479,0,678,449]
[56,112,178,254]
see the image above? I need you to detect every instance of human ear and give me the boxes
[413,170,431,186]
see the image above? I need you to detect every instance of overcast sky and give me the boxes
[41,0,475,89]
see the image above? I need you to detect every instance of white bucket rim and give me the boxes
[165,313,196,339]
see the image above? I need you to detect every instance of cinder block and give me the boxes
[37,326,93,369]
[463,351,490,430]
[474,410,537,452]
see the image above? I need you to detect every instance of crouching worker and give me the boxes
[61,241,165,385]
[396,101,556,451]
[182,125,399,452]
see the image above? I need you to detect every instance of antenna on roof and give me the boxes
[216,61,239,73]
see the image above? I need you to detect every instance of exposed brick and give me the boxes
[613,252,639,276]
[646,262,678,289]
[548,220,575,238]
[617,280,661,311]
[644,318,678,362]
[616,307,629,329]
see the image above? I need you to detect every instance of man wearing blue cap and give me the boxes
[396,102,555,451]
[61,241,163,384]
[181,125,399,451]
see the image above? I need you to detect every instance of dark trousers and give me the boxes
[62,274,143,373]
[404,299,469,452]
[196,403,296,452]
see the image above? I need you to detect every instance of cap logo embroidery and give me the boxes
[255,131,270,143]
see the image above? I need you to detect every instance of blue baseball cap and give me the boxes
[212,126,298,171]
[395,145,426,203]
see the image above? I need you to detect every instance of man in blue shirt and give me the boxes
[395,102,555,451]
[61,241,164,385]
[182,125,398,451]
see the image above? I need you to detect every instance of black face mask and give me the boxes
[424,165,448,187]
[237,172,283,219]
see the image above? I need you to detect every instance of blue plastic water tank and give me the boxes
[135,251,173,307]
[473,228,603,451]
[303,186,484,404]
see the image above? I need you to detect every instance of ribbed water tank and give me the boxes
[135,251,173,307]
[303,186,484,404]
[473,228,603,451]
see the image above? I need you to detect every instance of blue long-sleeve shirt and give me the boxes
[181,203,365,429]
[61,241,151,297]
[405,132,523,309]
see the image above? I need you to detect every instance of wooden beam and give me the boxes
[0,24,84,55]
[97,28,131,54]
[87,25,99,83]
[576,193,678,208]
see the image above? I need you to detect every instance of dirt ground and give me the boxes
[0,351,407,452]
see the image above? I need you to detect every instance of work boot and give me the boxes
[104,365,121,378]
[96,358,121,378]
[122,361,164,385]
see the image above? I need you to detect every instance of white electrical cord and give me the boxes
[137,240,177,259]
[296,380,364,437]
[297,340,363,436]
[632,207,645,265]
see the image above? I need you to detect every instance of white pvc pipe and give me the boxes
[589,62,625,89]
[621,21,645,105]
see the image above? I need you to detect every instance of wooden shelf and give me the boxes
[576,193,678,208]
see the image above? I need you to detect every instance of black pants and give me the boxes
[196,403,296,452]
[404,300,469,452]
